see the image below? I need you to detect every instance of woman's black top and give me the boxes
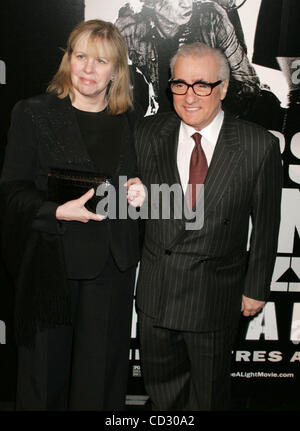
[73,107,123,177]
[62,107,131,279]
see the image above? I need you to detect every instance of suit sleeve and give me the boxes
[243,137,283,301]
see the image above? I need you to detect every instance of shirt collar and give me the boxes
[181,109,224,144]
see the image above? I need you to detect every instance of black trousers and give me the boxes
[16,254,136,411]
[138,312,236,411]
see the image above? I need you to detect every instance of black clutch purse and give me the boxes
[47,168,111,213]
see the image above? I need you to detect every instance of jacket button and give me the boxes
[165,249,172,255]
[224,218,230,225]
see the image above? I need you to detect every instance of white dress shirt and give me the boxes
[177,110,224,193]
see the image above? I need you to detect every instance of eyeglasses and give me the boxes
[169,79,223,96]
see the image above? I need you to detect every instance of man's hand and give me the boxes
[125,177,146,208]
[241,295,265,317]
[56,188,105,223]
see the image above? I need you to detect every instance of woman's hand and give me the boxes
[56,188,105,222]
[125,177,146,208]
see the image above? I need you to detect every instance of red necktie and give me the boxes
[186,132,208,210]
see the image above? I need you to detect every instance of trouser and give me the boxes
[16,254,136,411]
[138,312,236,411]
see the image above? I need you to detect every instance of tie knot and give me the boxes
[192,132,202,146]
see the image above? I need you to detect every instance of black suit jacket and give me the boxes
[135,111,282,332]
[1,94,140,277]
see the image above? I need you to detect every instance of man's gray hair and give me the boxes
[170,42,230,81]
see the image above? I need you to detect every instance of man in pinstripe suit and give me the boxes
[134,42,282,410]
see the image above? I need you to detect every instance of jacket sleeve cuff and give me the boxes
[32,201,66,235]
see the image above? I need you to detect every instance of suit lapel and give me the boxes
[46,95,95,171]
[152,112,244,214]
[202,112,244,218]
[152,113,181,187]
[165,112,245,248]
[46,96,131,177]
[151,113,186,223]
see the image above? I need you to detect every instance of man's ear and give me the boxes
[220,79,229,100]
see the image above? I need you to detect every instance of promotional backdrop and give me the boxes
[0,0,299,411]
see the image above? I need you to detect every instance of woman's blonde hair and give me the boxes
[47,19,133,114]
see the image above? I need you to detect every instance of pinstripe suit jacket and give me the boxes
[135,111,282,332]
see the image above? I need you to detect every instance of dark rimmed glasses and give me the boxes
[169,79,223,97]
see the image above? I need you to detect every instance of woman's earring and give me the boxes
[111,75,114,82]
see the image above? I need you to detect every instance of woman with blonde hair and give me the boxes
[0,19,142,410]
